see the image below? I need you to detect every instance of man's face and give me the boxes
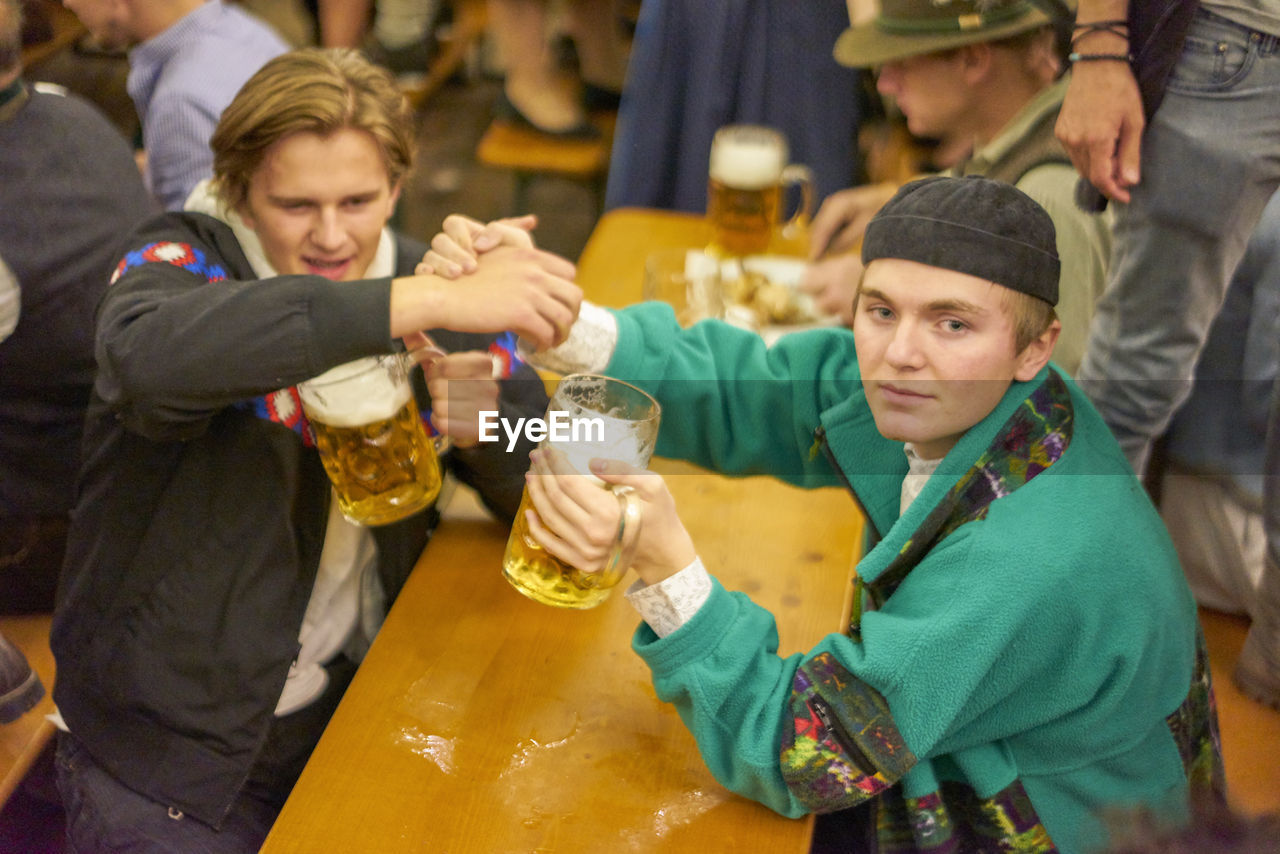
[61,0,133,51]
[875,51,970,140]
[238,128,400,282]
[853,258,1047,459]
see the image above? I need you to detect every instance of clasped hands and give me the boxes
[417,214,697,587]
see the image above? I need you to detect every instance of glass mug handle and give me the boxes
[780,162,815,242]
[402,339,452,455]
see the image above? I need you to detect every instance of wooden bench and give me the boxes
[476,111,615,216]
[0,614,56,809]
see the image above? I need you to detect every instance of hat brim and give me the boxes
[833,8,1052,68]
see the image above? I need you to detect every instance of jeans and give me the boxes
[1076,7,1280,475]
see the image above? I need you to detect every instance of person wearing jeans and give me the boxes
[1058,0,1280,707]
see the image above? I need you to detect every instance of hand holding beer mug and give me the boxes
[503,374,661,609]
[642,248,725,327]
[298,352,443,527]
[524,450,698,594]
[707,124,814,257]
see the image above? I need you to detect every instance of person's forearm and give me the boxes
[1075,0,1128,23]
[388,274,452,338]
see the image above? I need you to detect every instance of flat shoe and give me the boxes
[494,90,600,140]
[582,83,622,113]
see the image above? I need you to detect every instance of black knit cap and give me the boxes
[861,175,1060,305]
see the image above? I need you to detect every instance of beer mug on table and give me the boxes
[298,353,443,527]
[707,124,814,257]
[503,374,661,609]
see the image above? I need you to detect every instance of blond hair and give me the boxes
[1000,287,1057,354]
[210,48,415,212]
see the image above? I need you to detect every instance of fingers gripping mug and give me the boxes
[298,353,443,527]
[502,374,662,609]
[707,124,814,257]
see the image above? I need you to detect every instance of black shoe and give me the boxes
[0,630,44,724]
[582,83,622,113]
[494,90,601,140]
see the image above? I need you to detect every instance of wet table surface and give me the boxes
[261,208,863,852]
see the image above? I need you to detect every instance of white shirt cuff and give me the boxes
[521,301,617,375]
[624,557,712,637]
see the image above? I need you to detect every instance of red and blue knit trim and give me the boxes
[111,241,228,285]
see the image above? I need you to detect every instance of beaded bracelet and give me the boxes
[1068,52,1135,63]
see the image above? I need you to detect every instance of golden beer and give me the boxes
[299,354,442,527]
[309,396,442,526]
[501,374,661,609]
[503,486,620,609]
[707,177,782,257]
[706,124,814,257]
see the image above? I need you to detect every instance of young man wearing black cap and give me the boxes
[453,176,1219,852]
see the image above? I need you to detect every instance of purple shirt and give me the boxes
[127,0,288,210]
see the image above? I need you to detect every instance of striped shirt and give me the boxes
[126,0,288,210]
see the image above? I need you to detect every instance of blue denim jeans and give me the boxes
[1076,7,1280,474]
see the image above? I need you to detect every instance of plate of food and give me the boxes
[720,255,842,341]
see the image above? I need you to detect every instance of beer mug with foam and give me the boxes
[707,124,814,257]
[503,374,661,609]
[298,353,443,527]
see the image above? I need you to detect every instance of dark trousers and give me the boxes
[56,654,358,853]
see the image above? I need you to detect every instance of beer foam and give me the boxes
[549,410,650,483]
[709,140,785,190]
[298,356,411,427]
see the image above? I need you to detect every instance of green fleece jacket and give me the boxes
[605,304,1221,853]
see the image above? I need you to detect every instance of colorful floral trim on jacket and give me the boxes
[781,373,1076,848]
[875,779,1059,852]
[1165,629,1226,799]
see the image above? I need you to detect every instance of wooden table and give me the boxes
[262,208,863,853]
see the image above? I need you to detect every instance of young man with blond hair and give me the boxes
[51,48,578,852]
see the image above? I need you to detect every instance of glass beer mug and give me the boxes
[503,374,662,609]
[707,124,814,257]
[298,352,443,527]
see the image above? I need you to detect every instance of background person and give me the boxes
[1055,0,1280,708]
[487,0,630,137]
[0,0,156,615]
[50,47,578,853]
[603,0,866,213]
[61,0,289,210]
[1158,196,1280,629]
[799,0,1110,377]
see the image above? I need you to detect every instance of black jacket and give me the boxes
[51,212,547,827]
